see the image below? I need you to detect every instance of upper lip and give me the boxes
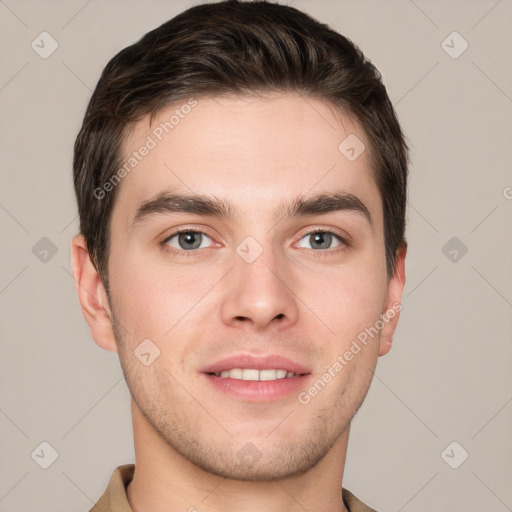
[201,354,311,375]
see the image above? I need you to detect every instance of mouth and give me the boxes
[200,354,312,402]
[206,368,308,381]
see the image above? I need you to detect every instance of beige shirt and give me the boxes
[89,464,378,512]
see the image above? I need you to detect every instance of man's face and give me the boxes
[98,93,403,480]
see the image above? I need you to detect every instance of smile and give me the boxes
[208,368,305,381]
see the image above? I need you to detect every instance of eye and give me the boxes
[162,229,214,251]
[296,230,346,251]
[161,228,348,255]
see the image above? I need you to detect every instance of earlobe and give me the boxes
[71,234,118,353]
[378,242,407,357]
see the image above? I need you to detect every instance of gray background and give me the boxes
[1,0,511,510]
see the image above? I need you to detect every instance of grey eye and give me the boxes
[165,231,213,251]
[297,231,342,250]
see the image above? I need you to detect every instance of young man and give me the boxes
[71,1,409,510]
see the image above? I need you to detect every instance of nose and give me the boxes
[220,245,299,332]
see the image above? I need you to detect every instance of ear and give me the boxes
[378,242,407,356]
[71,234,118,353]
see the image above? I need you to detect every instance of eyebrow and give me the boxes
[131,189,373,228]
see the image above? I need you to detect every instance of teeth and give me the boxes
[259,369,277,381]
[213,368,298,381]
[229,368,243,379]
[243,369,260,381]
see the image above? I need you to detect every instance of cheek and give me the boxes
[110,252,218,341]
[312,267,385,404]
[296,260,387,343]
[109,251,170,340]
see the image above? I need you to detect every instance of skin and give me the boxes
[72,92,406,512]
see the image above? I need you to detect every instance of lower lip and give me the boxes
[202,373,312,402]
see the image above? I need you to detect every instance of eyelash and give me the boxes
[160,227,349,257]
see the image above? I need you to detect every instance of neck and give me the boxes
[126,399,350,512]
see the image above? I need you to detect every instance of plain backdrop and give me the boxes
[1,1,511,511]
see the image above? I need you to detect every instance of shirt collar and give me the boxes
[89,464,377,512]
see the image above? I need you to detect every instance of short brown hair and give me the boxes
[73,0,409,295]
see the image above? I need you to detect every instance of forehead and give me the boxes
[112,93,381,228]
